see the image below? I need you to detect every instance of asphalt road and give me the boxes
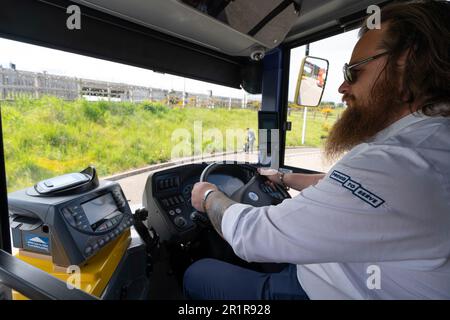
[111,148,337,208]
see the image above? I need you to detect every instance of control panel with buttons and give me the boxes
[153,173,196,232]
[157,192,193,231]
[59,184,134,261]
[83,216,134,257]
[8,180,133,267]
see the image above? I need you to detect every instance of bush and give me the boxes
[142,102,169,116]
[320,107,334,120]
[104,101,135,116]
[322,123,331,132]
[82,101,105,122]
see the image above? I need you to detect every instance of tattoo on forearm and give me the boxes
[205,192,237,237]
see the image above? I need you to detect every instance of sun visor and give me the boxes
[72,0,300,58]
[180,0,300,49]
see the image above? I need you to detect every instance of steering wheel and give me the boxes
[199,162,291,207]
[190,163,291,225]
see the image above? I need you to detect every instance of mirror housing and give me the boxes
[294,56,329,107]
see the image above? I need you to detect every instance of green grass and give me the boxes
[0,96,340,192]
[286,110,339,147]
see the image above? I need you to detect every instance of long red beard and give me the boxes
[325,78,406,161]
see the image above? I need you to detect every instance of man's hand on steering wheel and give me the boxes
[258,168,280,183]
[258,167,287,190]
[191,182,219,212]
[190,163,291,237]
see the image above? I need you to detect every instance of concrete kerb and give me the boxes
[103,151,245,182]
[103,147,320,182]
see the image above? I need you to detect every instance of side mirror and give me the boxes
[294,56,329,107]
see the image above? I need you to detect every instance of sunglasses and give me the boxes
[343,52,389,84]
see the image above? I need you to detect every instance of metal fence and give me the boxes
[0,67,260,109]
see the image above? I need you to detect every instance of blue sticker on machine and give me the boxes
[329,170,385,208]
[25,234,49,252]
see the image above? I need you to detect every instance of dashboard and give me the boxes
[142,163,256,242]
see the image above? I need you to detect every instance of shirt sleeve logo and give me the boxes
[330,170,385,208]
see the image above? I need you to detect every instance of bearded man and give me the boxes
[185,1,450,300]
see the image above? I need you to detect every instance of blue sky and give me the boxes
[0,29,359,103]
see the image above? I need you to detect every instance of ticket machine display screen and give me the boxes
[82,193,119,227]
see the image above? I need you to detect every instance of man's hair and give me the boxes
[360,0,450,116]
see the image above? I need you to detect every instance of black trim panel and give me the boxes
[0,109,10,253]
[278,46,291,168]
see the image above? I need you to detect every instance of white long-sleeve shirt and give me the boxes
[222,110,450,299]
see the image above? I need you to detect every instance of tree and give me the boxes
[247,100,261,111]
[167,90,180,106]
